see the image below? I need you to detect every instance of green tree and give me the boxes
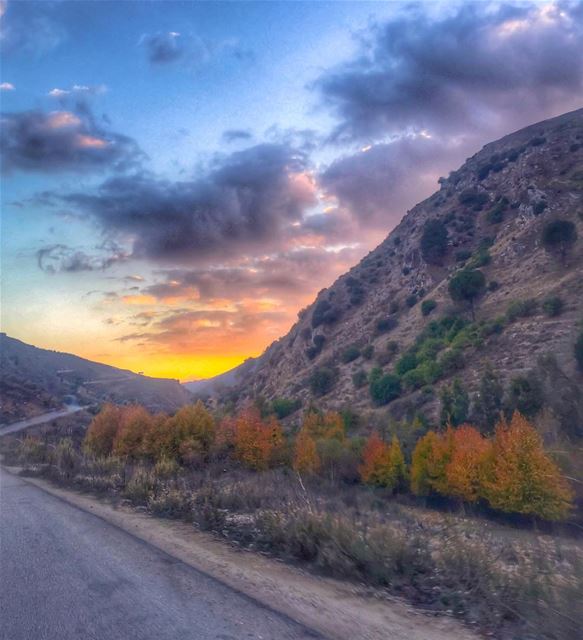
[472,365,503,433]
[369,370,401,406]
[542,219,577,264]
[420,219,448,264]
[448,269,486,319]
[440,378,469,426]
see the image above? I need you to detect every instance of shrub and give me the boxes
[505,374,543,418]
[455,249,472,262]
[389,301,399,314]
[405,294,417,308]
[506,298,538,322]
[309,367,337,396]
[312,299,340,328]
[542,219,577,263]
[352,370,367,388]
[488,280,499,292]
[369,369,401,406]
[341,344,361,364]
[487,203,505,224]
[395,351,417,376]
[421,299,437,316]
[533,200,547,215]
[271,397,301,419]
[458,189,489,210]
[376,316,398,333]
[529,135,546,146]
[542,296,564,317]
[420,219,448,264]
[362,344,374,360]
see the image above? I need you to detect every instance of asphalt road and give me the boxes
[0,404,85,436]
[0,468,319,640]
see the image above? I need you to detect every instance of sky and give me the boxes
[1,1,582,382]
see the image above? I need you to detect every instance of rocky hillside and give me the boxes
[0,334,191,423]
[227,109,583,437]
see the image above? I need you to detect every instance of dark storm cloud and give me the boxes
[316,2,583,142]
[37,243,128,273]
[0,107,144,173]
[222,129,253,143]
[58,143,317,263]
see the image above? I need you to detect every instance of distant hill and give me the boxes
[183,357,259,397]
[223,109,583,437]
[0,334,192,423]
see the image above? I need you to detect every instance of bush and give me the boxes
[395,351,417,376]
[352,370,367,388]
[405,294,417,308]
[505,375,543,418]
[376,317,398,334]
[271,397,301,419]
[312,299,340,328]
[458,189,489,210]
[506,298,538,322]
[542,296,564,317]
[362,344,374,360]
[420,219,448,264]
[421,299,437,316]
[369,369,401,406]
[309,367,337,396]
[341,344,361,364]
[455,249,472,262]
[533,200,547,215]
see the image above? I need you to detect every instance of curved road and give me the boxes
[0,468,319,640]
[0,404,85,436]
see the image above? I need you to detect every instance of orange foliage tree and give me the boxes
[293,427,320,475]
[113,405,154,458]
[360,433,407,491]
[483,412,573,520]
[445,424,491,502]
[84,403,122,457]
[234,406,281,471]
[410,429,454,496]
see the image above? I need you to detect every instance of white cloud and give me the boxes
[0,82,15,91]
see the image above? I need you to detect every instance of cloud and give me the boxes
[36,242,128,273]
[316,1,583,142]
[48,84,107,98]
[57,143,318,263]
[319,135,461,229]
[140,31,190,65]
[0,82,15,91]
[0,106,144,173]
[222,129,253,143]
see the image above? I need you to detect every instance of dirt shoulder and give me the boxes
[2,466,477,640]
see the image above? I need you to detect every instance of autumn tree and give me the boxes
[483,412,573,520]
[84,403,122,457]
[166,401,216,464]
[233,406,275,471]
[388,435,408,492]
[293,427,320,475]
[359,432,390,486]
[445,425,491,502]
[410,428,454,496]
[113,405,154,458]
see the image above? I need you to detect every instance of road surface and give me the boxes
[0,468,319,640]
[0,404,85,436]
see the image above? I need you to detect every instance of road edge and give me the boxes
[2,466,477,640]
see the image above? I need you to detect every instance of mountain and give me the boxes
[183,357,259,397]
[223,109,583,436]
[0,334,191,423]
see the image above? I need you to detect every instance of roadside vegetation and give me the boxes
[2,396,581,640]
